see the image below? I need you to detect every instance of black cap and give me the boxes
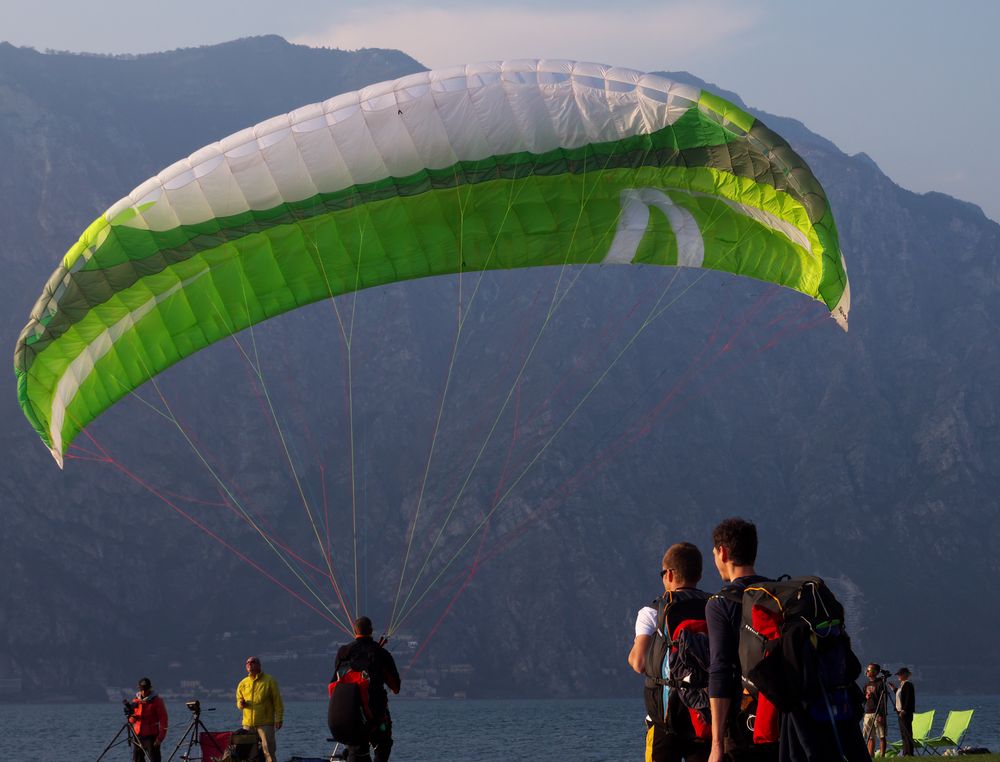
[895,667,911,678]
[138,677,152,689]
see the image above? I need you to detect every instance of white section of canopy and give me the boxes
[833,261,851,331]
[106,60,702,233]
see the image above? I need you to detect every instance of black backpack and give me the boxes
[642,588,712,739]
[327,646,377,745]
[720,576,864,746]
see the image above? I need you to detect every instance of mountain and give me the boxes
[1,38,998,704]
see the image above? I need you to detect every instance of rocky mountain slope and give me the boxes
[1,38,997,700]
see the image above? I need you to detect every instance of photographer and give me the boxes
[862,664,890,758]
[126,677,168,762]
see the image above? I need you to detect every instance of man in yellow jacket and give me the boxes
[236,656,284,762]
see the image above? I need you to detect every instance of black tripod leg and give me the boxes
[96,721,154,762]
[188,718,218,762]
[128,725,156,762]
[166,717,220,762]
[95,721,132,761]
[165,716,201,762]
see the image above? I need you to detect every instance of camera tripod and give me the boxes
[166,702,216,762]
[95,703,154,762]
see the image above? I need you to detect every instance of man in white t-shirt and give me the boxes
[628,542,709,762]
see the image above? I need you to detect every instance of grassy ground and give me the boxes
[875,749,1000,762]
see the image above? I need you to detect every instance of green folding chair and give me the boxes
[887,709,935,756]
[922,709,974,754]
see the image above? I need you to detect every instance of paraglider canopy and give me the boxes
[14,60,849,467]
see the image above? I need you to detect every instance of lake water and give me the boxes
[1,695,996,761]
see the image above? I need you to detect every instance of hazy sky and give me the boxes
[3,0,998,222]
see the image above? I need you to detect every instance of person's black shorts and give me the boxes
[645,721,708,762]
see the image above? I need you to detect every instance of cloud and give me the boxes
[291,1,762,73]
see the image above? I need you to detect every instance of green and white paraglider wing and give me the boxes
[14,60,849,466]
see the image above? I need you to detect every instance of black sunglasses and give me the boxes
[660,568,671,578]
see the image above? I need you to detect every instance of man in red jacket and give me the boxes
[128,677,168,762]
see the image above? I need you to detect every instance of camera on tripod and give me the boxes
[122,699,136,718]
[186,700,201,715]
[877,669,892,678]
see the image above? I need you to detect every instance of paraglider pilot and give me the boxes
[330,617,401,762]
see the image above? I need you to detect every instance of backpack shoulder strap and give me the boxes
[710,583,744,605]
[654,590,674,628]
[673,588,710,602]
